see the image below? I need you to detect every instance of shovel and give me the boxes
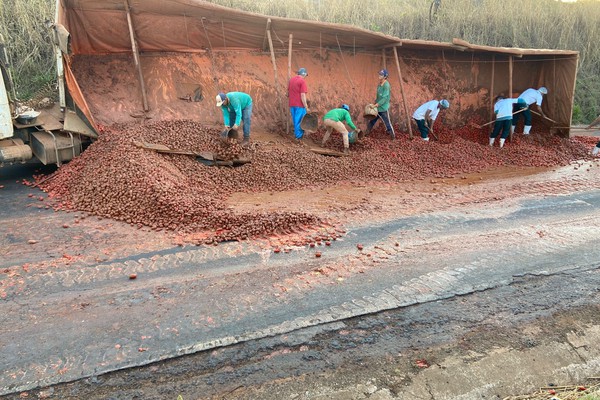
[133,140,251,167]
[530,109,557,124]
[470,108,528,129]
[195,152,251,167]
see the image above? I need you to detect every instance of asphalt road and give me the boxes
[1,161,600,399]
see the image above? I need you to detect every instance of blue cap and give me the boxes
[341,104,350,111]
[440,99,450,109]
[379,69,389,78]
[297,68,308,76]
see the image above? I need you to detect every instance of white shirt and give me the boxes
[518,88,543,107]
[413,100,440,121]
[494,98,520,120]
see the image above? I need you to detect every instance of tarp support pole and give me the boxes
[393,46,413,139]
[508,55,513,141]
[266,19,286,130]
[490,55,495,121]
[567,54,579,137]
[124,0,149,112]
[287,33,293,135]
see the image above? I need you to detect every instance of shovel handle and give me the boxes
[476,107,528,129]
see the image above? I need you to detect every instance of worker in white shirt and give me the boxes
[512,87,549,135]
[489,95,526,148]
[412,99,449,141]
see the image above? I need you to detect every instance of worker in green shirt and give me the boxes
[366,69,395,139]
[216,91,253,147]
[321,104,359,155]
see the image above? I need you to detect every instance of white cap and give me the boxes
[216,93,226,107]
[538,87,548,95]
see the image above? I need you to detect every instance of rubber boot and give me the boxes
[593,146,600,156]
[523,125,532,135]
[510,125,515,135]
[422,137,430,142]
[241,137,250,148]
[489,137,495,147]
[499,138,505,148]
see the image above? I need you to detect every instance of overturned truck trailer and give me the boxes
[56,0,579,136]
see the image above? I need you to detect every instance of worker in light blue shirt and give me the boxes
[512,87,548,135]
[412,99,449,141]
[216,91,253,147]
[490,95,525,148]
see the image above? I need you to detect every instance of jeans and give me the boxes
[367,110,394,135]
[228,103,253,139]
[290,106,307,139]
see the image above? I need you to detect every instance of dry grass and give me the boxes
[1,0,598,121]
[503,381,600,400]
[0,0,55,99]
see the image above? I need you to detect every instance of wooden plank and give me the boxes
[124,0,149,112]
[508,55,513,142]
[393,46,413,139]
[287,33,293,135]
[490,55,495,121]
[309,147,347,157]
[266,19,286,128]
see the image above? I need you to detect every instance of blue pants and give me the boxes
[228,103,253,139]
[491,119,512,139]
[512,103,532,127]
[414,118,430,139]
[290,107,307,139]
[368,110,394,135]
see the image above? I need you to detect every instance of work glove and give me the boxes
[232,124,239,130]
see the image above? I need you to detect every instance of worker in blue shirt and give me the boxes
[216,91,253,147]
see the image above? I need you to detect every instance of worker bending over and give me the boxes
[216,91,253,147]
[412,99,450,141]
[321,104,359,155]
[512,87,549,135]
[489,95,525,148]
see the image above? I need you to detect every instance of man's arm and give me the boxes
[300,93,309,111]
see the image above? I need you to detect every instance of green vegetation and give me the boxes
[1,0,599,123]
[0,0,55,99]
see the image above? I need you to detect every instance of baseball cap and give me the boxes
[216,92,226,107]
[440,99,450,109]
[378,69,389,78]
[297,68,308,76]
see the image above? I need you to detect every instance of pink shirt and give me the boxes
[288,75,308,107]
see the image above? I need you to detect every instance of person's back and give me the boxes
[288,75,307,107]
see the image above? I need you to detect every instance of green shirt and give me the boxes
[221,92,252,126]
[374,80,391,112]
[323,108,357,130]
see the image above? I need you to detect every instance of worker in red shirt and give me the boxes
[288,68,310,142]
